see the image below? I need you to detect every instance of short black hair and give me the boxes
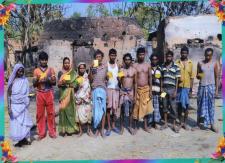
[166,50,174,57]
[137,47,145,55]
[63,57,70,64]
[181,46,189,53]
[38,51,48,60]
[205,48,213,55]
[150,53,158,61]
[123,53,132,61]
[109,48,117,55]
[94,49,104,58]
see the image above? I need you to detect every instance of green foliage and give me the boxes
[112,8,123,16]
[71,12,81,19]
[109,2,213,37]
[86,3,109,17]
[2,0,17,6]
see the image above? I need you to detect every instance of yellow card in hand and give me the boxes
[118,71,125,78]
[40,72,47,79]
[155,73,161,79]
[107,71,113,79]
[76,76,84,84]
[93,60,99,67]
[29,93,35,97]
[160,92,167,98]
[198,73,204,78]
[64,75,71,81]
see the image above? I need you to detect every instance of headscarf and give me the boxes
[77,62,89,84]
[7,63,25,89]
[77,62,86,71]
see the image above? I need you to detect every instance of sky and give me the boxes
[63,2,212,18]
[63,2,128,17]
[64,3,90,17]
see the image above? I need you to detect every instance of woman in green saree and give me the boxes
[58,57,78,136]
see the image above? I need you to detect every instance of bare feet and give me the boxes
[87,130,94,137]
[143,127,152,133]
[77,131,83,137]
[128,127,134,135]
[155,124,160,130]
[120,127,124,135]
[160,124,168,130]
[211,125,218,133]
[182,124,189,131]
[100,130,106,138]
[191,125,200,131]
[133,128,138,135]
[95,130,100,137]
[172,126,179,133]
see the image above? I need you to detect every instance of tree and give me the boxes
[119,1,213,38]
[71,11,81,19]
[5,4,66,68]
[86,3,109,17]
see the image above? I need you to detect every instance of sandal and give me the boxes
[112,127,120,134]
[105,130,111,136]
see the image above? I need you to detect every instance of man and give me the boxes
[176,46,194,130]
[89,49,107,138]
[119,53,137,135]
[149,54,162,129]
[105,49,120,136]
[161,51,180,133]
[196,48,218,132]
[33,51,57,140]
[133,47,153,133]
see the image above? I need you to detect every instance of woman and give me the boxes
[7,63,33,147]
[75,62,94,137]
[58,57,79,136]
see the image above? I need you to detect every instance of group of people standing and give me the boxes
[7,46,219,147]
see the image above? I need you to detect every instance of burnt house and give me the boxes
[38,17,144,73]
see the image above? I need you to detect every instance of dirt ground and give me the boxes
[4,86,223,161]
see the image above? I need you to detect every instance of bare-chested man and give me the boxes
[119,53,137,135]
[133,47,153,133]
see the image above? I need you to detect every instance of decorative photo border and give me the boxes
[0,0,224,162]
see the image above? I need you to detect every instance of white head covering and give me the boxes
[7,63,24,89]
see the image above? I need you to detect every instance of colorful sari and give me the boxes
[58,68,78,134]
[74,73,92,124]
[8,64,33,143]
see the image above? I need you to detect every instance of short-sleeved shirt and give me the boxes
[33,67,55,92]
[162,62,181,88]
[152,66,161,94]
[91,64,107,89]
[176,59,195,88]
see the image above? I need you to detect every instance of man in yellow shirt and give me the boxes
[176,46,194,130]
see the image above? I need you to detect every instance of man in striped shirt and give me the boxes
[161,51,181,133]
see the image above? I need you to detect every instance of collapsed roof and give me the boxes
[39,17,144,45]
